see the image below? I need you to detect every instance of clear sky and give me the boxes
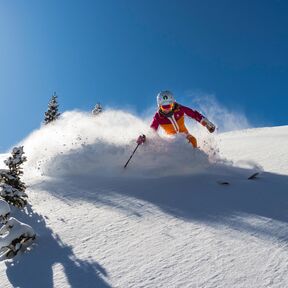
[0,0,287,152]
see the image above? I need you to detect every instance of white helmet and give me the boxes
[0,199,10,224]
[156,90,175,107]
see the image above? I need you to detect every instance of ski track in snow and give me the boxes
[1,110,288,288]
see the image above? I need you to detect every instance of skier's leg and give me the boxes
[186,133,198,148]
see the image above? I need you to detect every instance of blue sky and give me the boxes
[0,0,287,152]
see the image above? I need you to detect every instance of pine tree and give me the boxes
[92,103,103,116]
[44,92,60,124]
[0,147,28,208]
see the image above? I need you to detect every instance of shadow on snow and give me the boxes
[16,142,288,287]
[34,162,288,245]
[3,206,111,288]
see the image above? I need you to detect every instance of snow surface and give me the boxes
[0,110,288,288]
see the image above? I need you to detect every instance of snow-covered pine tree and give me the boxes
[44,92,60,124]
[92,103,103,116]
[0,147,28,207]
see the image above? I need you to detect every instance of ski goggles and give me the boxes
[160,103,174,111]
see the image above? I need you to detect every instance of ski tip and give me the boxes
[248,172,260,180]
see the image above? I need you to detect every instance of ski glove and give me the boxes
[136,134,146,145]
[201,118,216,133]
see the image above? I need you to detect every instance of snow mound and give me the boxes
[218,125,288,175]
[21,110,217,179]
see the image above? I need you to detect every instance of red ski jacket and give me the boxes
[150,103,204,135]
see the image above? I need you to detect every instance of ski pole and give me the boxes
[124,134,146,168]
[124,143,140,168]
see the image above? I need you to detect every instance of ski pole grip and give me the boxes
[136,134,146,144]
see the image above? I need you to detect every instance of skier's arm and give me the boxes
[150,115,160,131]
[181,105,215,133]
[181,105,204,123]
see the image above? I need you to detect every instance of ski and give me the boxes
[217,172,261,185]
[248,172,260,180]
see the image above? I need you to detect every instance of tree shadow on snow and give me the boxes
[4,206,111,288]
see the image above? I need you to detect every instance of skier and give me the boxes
[137,91,215,148]
[0,200,35,258]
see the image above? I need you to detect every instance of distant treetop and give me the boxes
[44,92,60,125]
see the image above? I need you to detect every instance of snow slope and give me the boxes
[0,110,288,288]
